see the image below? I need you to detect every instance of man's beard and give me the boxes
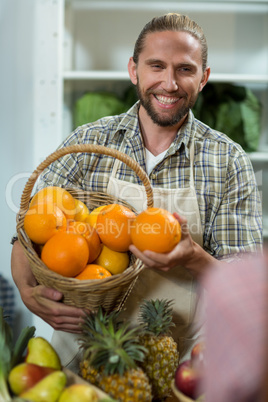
[136,79,198,127]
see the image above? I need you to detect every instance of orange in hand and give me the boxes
[67,221,102,263]
[96,204,136,252]
[30,186,76,220]
[75,264,112,280]
[130,207,181,253]
[24,202,67,244]
[41,231,89,277]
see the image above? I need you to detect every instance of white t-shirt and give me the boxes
[145,148,167,175]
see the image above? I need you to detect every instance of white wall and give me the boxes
[0,0,53,340]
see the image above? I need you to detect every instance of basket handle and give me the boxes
[18,144,154,215]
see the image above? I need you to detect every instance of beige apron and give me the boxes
[51,136,204,372]
[107,138,204,357]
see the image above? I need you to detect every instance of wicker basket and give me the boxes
[16,144,154,312]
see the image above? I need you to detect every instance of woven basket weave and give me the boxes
[16,144,154,312]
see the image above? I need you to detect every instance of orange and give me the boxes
[67,221,102,263]
[74,199,90,222]
[24,202,67,244]
[130,207,181,253]
[94,244,129,275]
[30,186,76,220]
[84,205,106,228]
[75,264,112,280]
[41,231,89,277]
[96,204,136,252]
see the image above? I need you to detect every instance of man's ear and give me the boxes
[199,66,210,92]
[128,57,138,85]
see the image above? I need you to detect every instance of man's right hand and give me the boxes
[11,241,86,333]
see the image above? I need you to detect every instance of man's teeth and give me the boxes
[155,95,179,105]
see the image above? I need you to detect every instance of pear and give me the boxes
[25,337,61,369]
[8,362,56,395]
[20,370,66,402]
[58,384,98,402]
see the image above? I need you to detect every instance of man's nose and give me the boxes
[162,69,179,92]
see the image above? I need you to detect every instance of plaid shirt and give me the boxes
[37,102,262,259]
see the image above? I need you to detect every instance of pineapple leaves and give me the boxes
[138,299,175,336]
[79,307,147,376]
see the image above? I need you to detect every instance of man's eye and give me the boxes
[180,67,191,72]
[152,64,163,69]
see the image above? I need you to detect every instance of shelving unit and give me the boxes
[33,0,268,236]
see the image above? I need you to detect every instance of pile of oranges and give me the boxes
[23,186,181,281]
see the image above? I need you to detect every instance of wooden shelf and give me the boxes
[68,0,268,14]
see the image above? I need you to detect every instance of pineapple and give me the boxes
[79,307,152,402]
[79,307,121,387]
[138,299,179,400]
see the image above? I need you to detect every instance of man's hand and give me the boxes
[21,284,86,333]
[129,213,218,277]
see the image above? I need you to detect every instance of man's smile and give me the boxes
[154,95,180,105]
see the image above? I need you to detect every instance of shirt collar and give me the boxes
[168,110,196,160]
[111,101,195,160]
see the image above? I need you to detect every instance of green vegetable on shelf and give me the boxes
[74,91,128,128]
[193,82,262,152]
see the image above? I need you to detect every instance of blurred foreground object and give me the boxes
[201,252,268,402]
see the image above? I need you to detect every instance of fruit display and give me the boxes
[79,307,152,401]
[0,306,35,402]
[0,307,114,401]
[138,299,179,400]
[23,186,133,280]
[23,186,182,283]
[130,207,181,253]
[173,341,205,401]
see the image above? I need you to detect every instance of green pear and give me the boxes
[58,384,98,402]
[20,370,66,402]
[8,362,56,395]
[25,337,61,369]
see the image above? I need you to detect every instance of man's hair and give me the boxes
[133,13,208,72]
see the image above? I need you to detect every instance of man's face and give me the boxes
[129,30,209,128]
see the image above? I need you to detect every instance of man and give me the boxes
[11,13,262,371]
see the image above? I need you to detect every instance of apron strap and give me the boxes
[189,137,196,188]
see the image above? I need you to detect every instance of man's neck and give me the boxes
[138,106,187,156]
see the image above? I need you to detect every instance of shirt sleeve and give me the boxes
[35,128,87,191]
[206,147,262,258]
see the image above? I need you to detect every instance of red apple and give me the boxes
[174,360,201,399]
[8,362,56,395]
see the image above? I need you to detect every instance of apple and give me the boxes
[174,360,201,399]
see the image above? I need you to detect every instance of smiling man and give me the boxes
[11,14,262,373]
